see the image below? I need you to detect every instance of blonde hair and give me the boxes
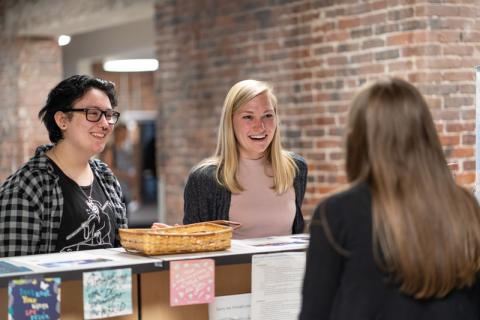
[197,79,297,194]
[346,77,480,298]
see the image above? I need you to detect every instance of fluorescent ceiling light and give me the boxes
[58,35,71,46]
[103,59,159,72]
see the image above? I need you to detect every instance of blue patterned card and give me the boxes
[8,277,61,320]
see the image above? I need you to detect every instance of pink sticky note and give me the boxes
[170,258,215,306]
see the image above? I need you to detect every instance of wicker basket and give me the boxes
[119,222,234,255]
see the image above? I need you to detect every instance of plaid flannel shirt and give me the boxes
[0,144,127,257]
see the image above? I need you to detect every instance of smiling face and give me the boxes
[58,88,114,157]
[232,93,277,159]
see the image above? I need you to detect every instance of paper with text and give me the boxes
[82,268,132,319]
[208,293,251,320]
[251,252,306,320]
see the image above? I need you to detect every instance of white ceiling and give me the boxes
[63,18,156,76]
[4,0,156,76]
[5,0,154,36]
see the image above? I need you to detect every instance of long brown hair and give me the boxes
[346,77,480,298]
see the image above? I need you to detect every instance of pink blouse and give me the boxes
[229,157,295,239]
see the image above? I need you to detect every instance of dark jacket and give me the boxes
[300,182,480,320]
[183,153,307,234]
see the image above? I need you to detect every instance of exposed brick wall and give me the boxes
[0,30,61,181]
[0,34,19,180]
[154,0,480,223]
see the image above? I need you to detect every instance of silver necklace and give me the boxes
[78,180,94,208]
[51,147,95,208]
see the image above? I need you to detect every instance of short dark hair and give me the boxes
[38,74,117,143]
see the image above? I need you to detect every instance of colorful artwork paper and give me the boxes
[170,258,215,306]
[0,261,32,275]
[82,268,132,319]
[8,277,61,320]
[38,257,111,269]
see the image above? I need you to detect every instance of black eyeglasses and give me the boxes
[62,108,120,125]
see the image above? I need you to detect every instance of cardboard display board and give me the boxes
[141,264,251,320]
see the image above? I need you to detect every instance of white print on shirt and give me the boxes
[60,199,113,252]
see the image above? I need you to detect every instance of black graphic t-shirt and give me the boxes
[50,160,116,252]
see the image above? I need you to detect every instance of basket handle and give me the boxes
[209,220,242,230]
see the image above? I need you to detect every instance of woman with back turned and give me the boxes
[300,78,480,319]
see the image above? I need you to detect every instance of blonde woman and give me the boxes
[183,79,308,239]
[300,78,480,319]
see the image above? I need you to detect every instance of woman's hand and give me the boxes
[151,222,181,229]
[151,223,170,229]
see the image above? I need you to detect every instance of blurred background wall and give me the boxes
[0,0,479,224]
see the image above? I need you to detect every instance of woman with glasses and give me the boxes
[0,74,127,257]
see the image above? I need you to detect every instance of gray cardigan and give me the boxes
[183,153,307,234]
